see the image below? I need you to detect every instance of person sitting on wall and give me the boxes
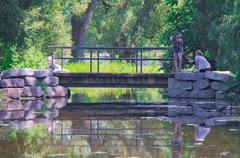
[48,52,62,71]
[48,52,56,69]
[194,49,211,72]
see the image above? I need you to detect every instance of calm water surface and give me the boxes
[0,88,240,158]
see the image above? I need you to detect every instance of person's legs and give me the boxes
[199,69,206,73]
[199,68,211,73]
[173,53,178,72]
[177,53,183,70]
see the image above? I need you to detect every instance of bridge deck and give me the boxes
[55,72,174,88]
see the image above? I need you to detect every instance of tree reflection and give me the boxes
[0,124,51,158]
[52,117,173,157]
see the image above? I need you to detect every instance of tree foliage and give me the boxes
[208,0,240,72]
[0,0,240,73]
[159,1,197,71]
[0,0,71,70]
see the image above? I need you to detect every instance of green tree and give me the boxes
[71,0,99,58]
[190,0,227,70]
[21,0,72,55]
[159,0,197,72]
[0,0,23,44]
[208,0,240,73]
[0,0,72,70]
[190,0,240,73]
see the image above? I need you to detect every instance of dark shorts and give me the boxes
[173,47,182,54]
[199,68,211,72]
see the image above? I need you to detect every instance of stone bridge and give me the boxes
[54,72,174,88]
[0,68,235,103]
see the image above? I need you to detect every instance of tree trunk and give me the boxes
[71,0,98,59]
[71,15,82,46]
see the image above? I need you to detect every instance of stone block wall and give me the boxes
[167,71,237,118]
[0,68,68,101]
[0,98,67,120]
[168,71,233,99]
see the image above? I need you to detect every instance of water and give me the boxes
[0,88,240,158]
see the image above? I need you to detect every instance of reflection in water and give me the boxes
[51,117,173,157]
[0,88,240,157]
[1,111,240,158]
[0,112,240,157]
[172,119,183,158]
[194,125,211,142]
[70,88,168,103]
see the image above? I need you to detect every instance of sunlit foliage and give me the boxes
[0,0,240,74]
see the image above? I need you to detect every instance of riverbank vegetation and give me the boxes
[70,88,167,103]
[0,124,51,157]
[64,61,161,73]
[223,74,240,103]
[0,0,239,74]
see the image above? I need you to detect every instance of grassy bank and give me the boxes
[64,61,166,103]
[64,61,162,73]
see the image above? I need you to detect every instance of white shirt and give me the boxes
[195,55,211,71]
[48,55,56,65]
[195,125,211,141]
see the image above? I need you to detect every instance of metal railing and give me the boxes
[50,119,173,150]
[48,46,173,73]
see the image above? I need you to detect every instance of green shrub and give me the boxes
[223,74,240,103]
[0,42,48,70]
[0,42,16,70]
[11,46,48,68]
[7,129,17,142]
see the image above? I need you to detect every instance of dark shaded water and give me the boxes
[0,88,240,158]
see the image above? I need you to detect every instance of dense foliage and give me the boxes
[0,0,239,73]
[223,73,240,103]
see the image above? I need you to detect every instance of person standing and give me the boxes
[171,31,184,72]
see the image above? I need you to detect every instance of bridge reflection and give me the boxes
[1,98,240,157]
[51,115,174,157]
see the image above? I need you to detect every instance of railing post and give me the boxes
[51,48,54,69]
[47,46,173,73]
[60,121,63,143]
[61,48,63,71]
[90,49,93,73]
[136,50,138,73]
[51,121,54,144]
[97,49,100,73]
[140,49,143,73]
[97,120,100,139]
[90,119,93,147]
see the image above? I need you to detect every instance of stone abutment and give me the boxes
[0,68,68,120]
[167,71,238,118]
